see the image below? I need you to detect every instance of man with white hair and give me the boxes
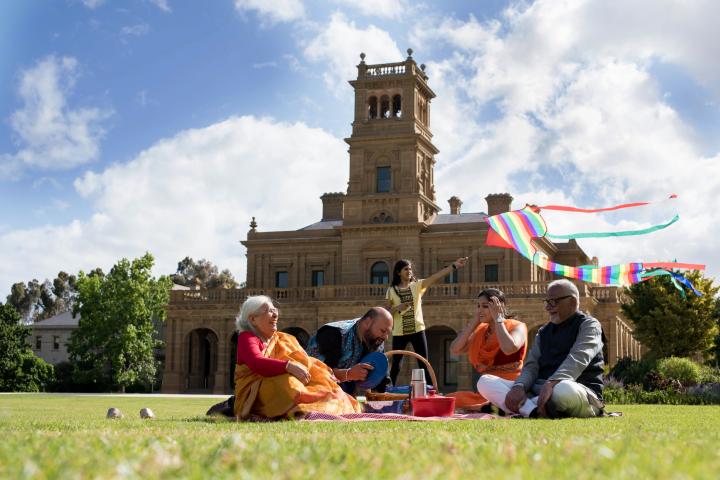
[476,279,605,418]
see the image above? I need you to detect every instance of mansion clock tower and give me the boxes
[343,49,440,227]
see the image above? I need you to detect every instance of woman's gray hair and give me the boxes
[236,295,274,334]
[547,279,580,298]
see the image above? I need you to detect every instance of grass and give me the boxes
[1,395,719,479]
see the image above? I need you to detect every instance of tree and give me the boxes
[6,272,78,323]
[68,253,171,392]
[171,256,238,289]
[622,271,719,359]
[0,303,54,391]
[6,280,42,323]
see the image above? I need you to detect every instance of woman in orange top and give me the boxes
[448,288,527,410]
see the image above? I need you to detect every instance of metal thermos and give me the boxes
[411,369,427,398]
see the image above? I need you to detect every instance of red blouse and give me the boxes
[236,331,288,376]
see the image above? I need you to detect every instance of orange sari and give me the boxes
[233,331,360,419]
[449,319,526,410]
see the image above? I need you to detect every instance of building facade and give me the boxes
[161,52,642,394]
[29,311,79,365]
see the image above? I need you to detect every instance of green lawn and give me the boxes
[1,394,719,479]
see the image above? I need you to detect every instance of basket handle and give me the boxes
[384,349,439,392]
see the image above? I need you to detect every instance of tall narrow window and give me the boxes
[35,336,42,350]
[392,94,402,117]
[275,271,289,288]
[368,96,378,119]
[484,264,499,282]
[377,166,391,193]
[380,95,390,118]
[370,262,389,285]
[53,336,60,350]
[311,270,325,287]
[444,267,458,284]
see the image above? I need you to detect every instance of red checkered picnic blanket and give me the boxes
[302,412,498,421]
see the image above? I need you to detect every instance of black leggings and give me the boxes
[389,330,429,385]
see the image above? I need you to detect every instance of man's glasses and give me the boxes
[543,295,573,308]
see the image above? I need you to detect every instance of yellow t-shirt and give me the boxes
[385,279,426,336]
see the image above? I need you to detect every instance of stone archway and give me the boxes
[426,325,459,393]
[186,328,219,392]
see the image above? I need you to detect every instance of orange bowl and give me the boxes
[411,396,455,417]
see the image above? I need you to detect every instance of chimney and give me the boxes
[448,196,462,215]
[485,193,513,216]
[320,192,345,221]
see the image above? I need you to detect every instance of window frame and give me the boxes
[376,166,391,193]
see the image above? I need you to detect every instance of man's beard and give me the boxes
[364,333,383,350]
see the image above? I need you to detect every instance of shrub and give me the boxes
[604,384,720,405]
[656,357,702,386]
[699,365,720,384]
[609,357,657,387]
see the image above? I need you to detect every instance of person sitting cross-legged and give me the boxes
[229,295,361,419]
[476,279,605,418]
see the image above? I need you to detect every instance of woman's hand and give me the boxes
[286,361,311,384]
[453,257,469,269]
[395,301,412,313]
[488,296,504,322]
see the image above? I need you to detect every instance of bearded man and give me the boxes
[306,307,394,393]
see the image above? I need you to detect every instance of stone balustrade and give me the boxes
[364,62,407,77]
[170,281,620,304]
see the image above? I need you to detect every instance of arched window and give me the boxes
[368,96,378,119]
[392,94,402,117]
[370,261,389,285]
[380,95,390,118]
[371,212,394,223]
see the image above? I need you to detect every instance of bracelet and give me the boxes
[451,263,457,270]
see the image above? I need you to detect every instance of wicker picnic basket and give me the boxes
[364,349,439,401]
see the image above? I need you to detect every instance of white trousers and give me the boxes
[476,374,602,418]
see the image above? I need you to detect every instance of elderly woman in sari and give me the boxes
[448,288,528,410]
[233,295,360,419]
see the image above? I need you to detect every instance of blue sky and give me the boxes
[1,0,718,295]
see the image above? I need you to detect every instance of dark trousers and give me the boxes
[389,330,429,385]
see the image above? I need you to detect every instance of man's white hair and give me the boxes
[547,279,579,298]
[235,295,274,334]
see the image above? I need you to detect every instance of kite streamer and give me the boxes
[484,197,704,294]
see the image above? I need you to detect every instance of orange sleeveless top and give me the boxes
[468,318,526,381]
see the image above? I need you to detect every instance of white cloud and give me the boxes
[121,23,150,36]
[303,12,404,95]
[81,0,105,9]
[148,0,171,12]
[331,0,409,19]
[421,0,720,280]
[0,56,111,179]
[234,0,305,25]
[0,116,347,295]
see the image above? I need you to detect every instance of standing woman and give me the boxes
[386,257,468,385]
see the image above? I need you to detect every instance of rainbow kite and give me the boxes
[485,196,705,295]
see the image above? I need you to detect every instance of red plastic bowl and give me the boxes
[411,396,455,417]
